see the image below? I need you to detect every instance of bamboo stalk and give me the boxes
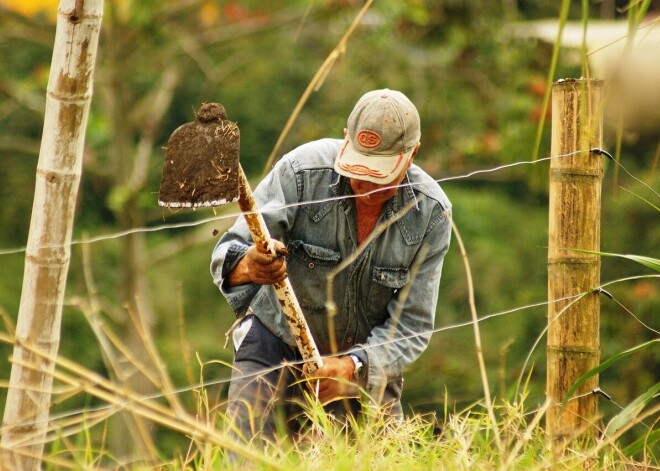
[547,78,604,442]
[0,1,104,469]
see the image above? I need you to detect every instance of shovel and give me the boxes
[158,102,323,373]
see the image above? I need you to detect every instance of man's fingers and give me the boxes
[242,241,288,284]
[315,380,334,400]
[253,270,287,285]
[272,239,287,253]
[251,250,279,265]
[251,250,287,268]
[314,378,356,404]
[253,259,286,276]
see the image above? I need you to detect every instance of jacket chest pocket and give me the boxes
[366,267,410,325]
[287,240,341,310]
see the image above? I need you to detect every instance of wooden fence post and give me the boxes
[547,78,604,442]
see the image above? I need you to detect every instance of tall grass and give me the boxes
[0,319,656,469]
[55,392,660,469]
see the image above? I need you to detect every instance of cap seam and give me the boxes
[386,95,407,152]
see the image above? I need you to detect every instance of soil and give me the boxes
[158,103,240,208]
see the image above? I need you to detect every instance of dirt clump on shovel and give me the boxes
[159,102,240,208]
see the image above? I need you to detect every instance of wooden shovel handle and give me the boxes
[236,167,323,372]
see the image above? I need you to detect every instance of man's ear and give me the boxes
[408,143,421,167]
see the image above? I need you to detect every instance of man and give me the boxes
[211,89,452,440]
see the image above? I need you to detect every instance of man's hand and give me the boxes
[308,356,359,404]
[228,240,288,286]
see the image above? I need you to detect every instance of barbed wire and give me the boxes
[599,288,660,336]
[591,148,659,199]
[524,385,660,439]
[0,154,557,256]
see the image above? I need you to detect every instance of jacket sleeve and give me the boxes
[350,204,452,401]
[210,158,299,316]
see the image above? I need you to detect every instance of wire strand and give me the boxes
[3,147,651,257]
[9,274,656,436]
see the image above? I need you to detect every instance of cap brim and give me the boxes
[334,138,414,185]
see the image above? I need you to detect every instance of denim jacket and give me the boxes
[211,138,452,406]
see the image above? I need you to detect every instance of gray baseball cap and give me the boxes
[335,89,421,185]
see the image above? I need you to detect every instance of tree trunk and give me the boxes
[0,1,103,469]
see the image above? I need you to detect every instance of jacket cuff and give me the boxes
[219,243,258,317]
[221,243,248,279]
[350,345,391,396]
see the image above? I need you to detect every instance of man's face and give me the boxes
[349,162,411,207]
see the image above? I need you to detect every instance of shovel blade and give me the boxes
[158,103,240,208]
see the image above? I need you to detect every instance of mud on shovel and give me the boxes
[158,103,323,373]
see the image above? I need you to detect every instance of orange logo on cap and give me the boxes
[357,130,381,148]
[338,162,388,179]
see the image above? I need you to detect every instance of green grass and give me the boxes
[197,398,655,471]
[35,372,657,470]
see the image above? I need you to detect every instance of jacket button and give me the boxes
[346,336,353,344]
[308,262,315,269]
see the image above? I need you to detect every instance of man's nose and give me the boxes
[361,181,383,192]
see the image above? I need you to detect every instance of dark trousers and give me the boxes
[226,315,359,441]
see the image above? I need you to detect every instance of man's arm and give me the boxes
[210,158,299,314]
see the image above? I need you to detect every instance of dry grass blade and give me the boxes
[263,0,374,173]
[384,243,431,337]
[177,284,196,387]
[450,218,505,456]
[504,398,551,467]
[77,240,161,460]
[0,305,15,337]
[123,301,188,418]
[0,331,279,468]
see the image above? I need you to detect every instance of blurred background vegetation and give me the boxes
[0,0,658,457]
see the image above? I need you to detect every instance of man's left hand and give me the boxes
[308,356,359,404]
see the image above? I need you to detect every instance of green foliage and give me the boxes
[39,385,658,469]
[581,250,660,272]
[606,382,660,438]
[562,339,659,406]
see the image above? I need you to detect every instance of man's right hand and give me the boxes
[227,241,288,286]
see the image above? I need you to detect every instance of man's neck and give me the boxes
[355,199,384,245]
